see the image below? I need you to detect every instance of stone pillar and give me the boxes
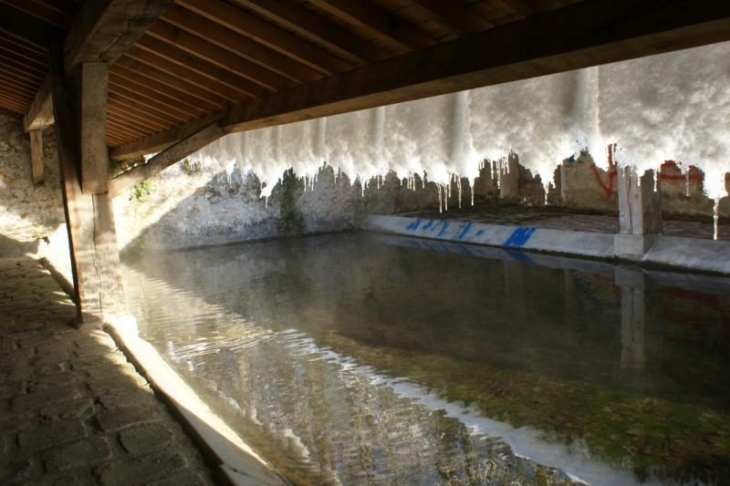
[615,167,662,258]
[615,267,646,374]
[499,153,520,201]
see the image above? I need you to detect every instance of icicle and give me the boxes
[713,198,720,241]
[470,179,475,207]
[653,168,659,192]
[265,195,269,208]
[685,169,690,197]
[438,185,443,214]
[456,176,462,209]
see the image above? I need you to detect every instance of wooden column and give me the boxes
[29,130,44,186]
[51,51,125,324]
[615,167,662,258]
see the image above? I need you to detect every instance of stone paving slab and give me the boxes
[0,258,217,485]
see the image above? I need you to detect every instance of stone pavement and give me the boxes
[0,257,217,485]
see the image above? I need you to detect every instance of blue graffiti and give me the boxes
[503,227,536,248]
[506,249,534,264]
[405,218,422,231]
[475,229,485,237]
[454,221,473,241]
[437,221,450,237]
[422,219,435,230]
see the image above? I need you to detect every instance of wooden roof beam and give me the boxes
[306,0,437,52]
[409,0,495,34]
[64,0,175,72]
[109,121,225,198]
[24,74,53,131]
[232,0,390,64]
[222,0,730,132]
[177,0,354,74]
[110,109,226,160]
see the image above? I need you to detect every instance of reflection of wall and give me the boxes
[0,111,65,256]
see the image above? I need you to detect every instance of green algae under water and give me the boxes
[123,232,730,485]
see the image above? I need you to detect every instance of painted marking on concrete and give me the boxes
[437,221,450,237]
[422,219,435,230]
[504,227,536,248]
[454,222,473,241]
[506,249,534,265]
[406,218,422,231]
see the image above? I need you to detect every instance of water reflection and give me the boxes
[123,233,730,485]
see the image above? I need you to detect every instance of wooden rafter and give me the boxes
[410,0,494,34]
[124,46,253,101]
[135,36,268,98]
[0,0,73,29]
[232,0,390,64]
[306,0,437,52]
[146,22,292,91]
[23,74,53,131]
[162,5,323,83]
[177,0,353,75]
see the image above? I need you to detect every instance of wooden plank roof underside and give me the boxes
[1,0,730,161]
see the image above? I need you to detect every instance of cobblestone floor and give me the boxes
[401,204,730,241]
[0,258,217,485]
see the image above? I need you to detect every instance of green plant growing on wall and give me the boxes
[180,158,202,175]
[278,168,304,236]
[129,179,152,203]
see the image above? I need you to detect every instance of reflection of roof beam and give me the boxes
[224,0,730,132]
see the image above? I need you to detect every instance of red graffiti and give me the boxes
[659,161,703,182]
[589,145,618,197]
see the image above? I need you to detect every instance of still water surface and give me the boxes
[122,233,730,485]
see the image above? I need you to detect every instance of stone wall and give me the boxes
[0,110,65,257]
[113,162,439,251]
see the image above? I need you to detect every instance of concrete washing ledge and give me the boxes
[364,214,730,275]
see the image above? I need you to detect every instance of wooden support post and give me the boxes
[29,130,45,186]
[51,48,125,324]
[615,167,662,258]
[80,63,109,194]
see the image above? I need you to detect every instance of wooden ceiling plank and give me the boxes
[109,66,211,116]
[115,56,227,110]
[410,0,494,33]
[162,6,322,83]
[110,109,226,160]
[106,114,156,138]
[108,83,193,123]
[0,51,47,79]
[63,0,175,72]
[0,75,36,97]
[223,0,730,133]
[136,36,268,98]
[0,37,49,67]
[0,64,44,90]
[105,121,144,140]
[108,91,186,126]
[0,95,27,113]
[232,0,390,64]
[147,22,292,91]
[177,0,353,74]
[108,74,202,119]
[0,0,73,28]
[306,0,437,51]
[124,45,252,102]
[107,104,172,135]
